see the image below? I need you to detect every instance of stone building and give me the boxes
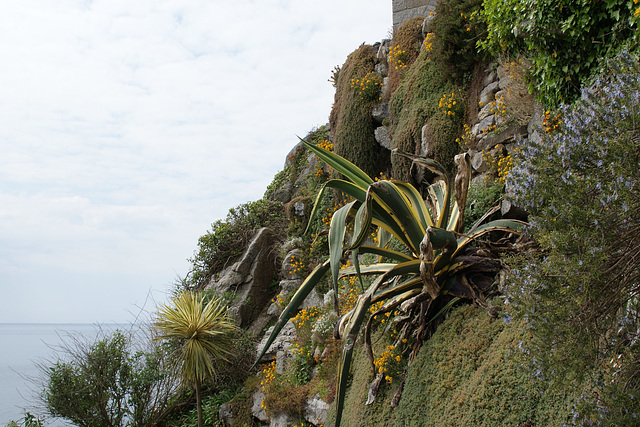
[392,0,439,33]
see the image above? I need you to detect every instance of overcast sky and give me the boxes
[0,0,391,323]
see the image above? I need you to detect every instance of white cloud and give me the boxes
[0,0,391,323]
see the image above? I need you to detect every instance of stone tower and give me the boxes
[392,0,439,33]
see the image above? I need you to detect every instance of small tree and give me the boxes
[42,329,178,427]
[154,291,237,427]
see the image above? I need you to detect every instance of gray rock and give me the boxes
[270,413,289,427]
[282,249,305,280]
[483,67,497,86]
[372,102,389,124]
[473,115,495,137]
[374,61,388,77]
[305,393,330,426]
[479,81,500,107]
[219,402,234,426]
[256,322,297,361]
[285,142,305,168]
[269,181,293,204]
[375,126,392,150]
[207,227,279,329]
[471,150,488,173]
[477,124,528,152]
[252,390,269,423]
[420,123,433,157]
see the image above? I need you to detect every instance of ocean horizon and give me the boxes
[0,322,139,426]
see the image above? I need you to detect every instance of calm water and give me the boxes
[0,323,134,426]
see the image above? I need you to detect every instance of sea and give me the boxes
[0,323,136,427]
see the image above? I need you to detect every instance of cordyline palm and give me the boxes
[155,291,236,427]
[256,138,526,426]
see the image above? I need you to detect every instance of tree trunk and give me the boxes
[195,381,203,427]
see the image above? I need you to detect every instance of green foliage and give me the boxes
[186,198,288,289]
[329,44,382,179]
[506,52,640,423]
[464,180,504,230]
[336,304,587,426]
[478,0,640,106]
[388,0,487,182]
[44,330,177,427]
[4,413,43,427]
[389,49,466,180]
[430,0,486,81]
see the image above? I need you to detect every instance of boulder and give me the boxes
[256,322,297,361]
[252,390,269,423]
[305,393,330,426]
[372,102,390,124]
[479,81,500,107]
[207,227,279,329]
[219,402,233,426]
[375,126,392,150]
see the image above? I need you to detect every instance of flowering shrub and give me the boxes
[389,44,409,71]
[350,72,383,101]
[506,52,640,423]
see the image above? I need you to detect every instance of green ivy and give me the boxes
[478,0,639,106]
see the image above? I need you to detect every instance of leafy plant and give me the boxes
[256,139,525,426]
[478,0,640,106]
[155,292,238,427]
[43,330,179,427]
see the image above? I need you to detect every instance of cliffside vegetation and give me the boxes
[18,1,640,427]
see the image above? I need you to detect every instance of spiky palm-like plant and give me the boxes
[256,139,526,426]
[155,291,237,427]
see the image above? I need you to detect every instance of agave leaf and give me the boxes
[301,137,373,189]
[339,263,398,277]
[372,276,423,303]
[454,219,527,256]
[357,245,414,263]
[369,180,425,254]
[394,181,434,228]
[304,179,366,234]
[349,191,373,250]
[329,201,359,293]
[467,205,501,233]
[377,227,392,249]
[254,260,331,366]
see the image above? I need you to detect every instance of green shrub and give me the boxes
[389,49,465,179]
[186,199,288,288]
[430,0,486,82]
[43,330,179,427]
[506,51,640,423]
[478,0,640,106]
[329,44,382,179]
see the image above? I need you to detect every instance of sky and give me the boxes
[0,0,392,323]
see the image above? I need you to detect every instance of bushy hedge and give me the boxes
[506,51,640,424]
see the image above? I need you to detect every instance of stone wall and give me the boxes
[392,0,439,33]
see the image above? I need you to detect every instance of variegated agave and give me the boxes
[256,139,526,426]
